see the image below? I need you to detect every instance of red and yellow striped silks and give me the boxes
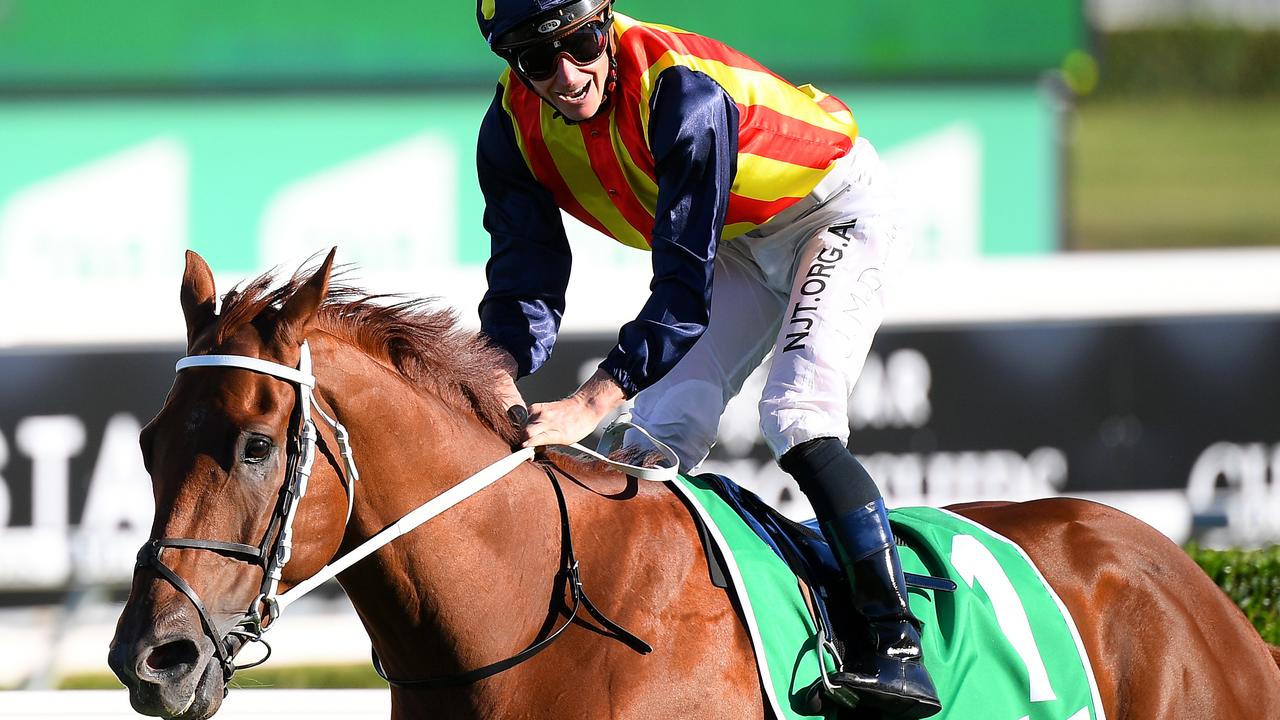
[498,13,858,249]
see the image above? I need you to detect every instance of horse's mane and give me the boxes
[214,267,521,447]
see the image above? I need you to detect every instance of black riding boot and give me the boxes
[780,438,940,718]
[823,499,941,718]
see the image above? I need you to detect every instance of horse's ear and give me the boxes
[180,250,217,350]
[275,248,336,346]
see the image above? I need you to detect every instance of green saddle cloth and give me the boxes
[670,475,1106,720]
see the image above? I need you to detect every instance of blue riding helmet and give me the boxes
[477,0,611,50]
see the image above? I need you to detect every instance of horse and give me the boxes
[110,250,1280,720]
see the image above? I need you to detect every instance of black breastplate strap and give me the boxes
[371,465,651,689]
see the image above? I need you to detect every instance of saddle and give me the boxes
[670,473,1103,720]
[688,474,956,676]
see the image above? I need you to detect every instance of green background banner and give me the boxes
[0,1,1084,88]
[0,84,1058,283]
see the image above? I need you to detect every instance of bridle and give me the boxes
[135,341,359,680]
[135,339,675,686]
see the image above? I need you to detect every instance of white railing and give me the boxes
[0,689,390,720]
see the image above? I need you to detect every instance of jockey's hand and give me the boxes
[522,369,626,449]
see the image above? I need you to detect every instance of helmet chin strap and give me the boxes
[605,51,618,98]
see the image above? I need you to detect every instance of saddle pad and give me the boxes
[670,475,1106,720]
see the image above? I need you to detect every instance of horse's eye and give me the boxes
[243,436,273,464]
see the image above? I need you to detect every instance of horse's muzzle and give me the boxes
[109,623,225,719]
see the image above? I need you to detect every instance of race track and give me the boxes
[0,689,390,719]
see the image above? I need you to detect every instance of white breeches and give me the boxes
[628,137,910,471]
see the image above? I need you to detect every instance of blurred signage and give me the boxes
[520,316,1280,547]
[0,1,1084,89]
[0,350,174,590]
[0,85,1058,345]
[2,315,1277,590]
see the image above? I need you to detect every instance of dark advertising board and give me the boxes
[521,316,1280,546]
[1,315,1277,591]
[0,348,178,591]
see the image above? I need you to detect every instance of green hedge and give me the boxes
[1094,27,1280,97]
[1188,544,1280,645]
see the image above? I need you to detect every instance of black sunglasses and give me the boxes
[509,19,610,81]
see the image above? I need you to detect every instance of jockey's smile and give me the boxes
[508,12,613,122]
[527,47,610,122]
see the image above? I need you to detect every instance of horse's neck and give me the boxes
[313,339,569,701]
[311,340,718,718]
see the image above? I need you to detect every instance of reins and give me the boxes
[139,340,673,686]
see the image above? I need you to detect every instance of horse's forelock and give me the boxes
[211,267,520,447]
[214,270,299,346]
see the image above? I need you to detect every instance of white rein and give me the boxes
[174,341,677,623]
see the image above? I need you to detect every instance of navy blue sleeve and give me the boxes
[599,67,739,397]
[476,84,573,378]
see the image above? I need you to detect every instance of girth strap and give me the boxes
[372,465,651,689]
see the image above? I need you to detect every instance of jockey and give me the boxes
[475,0,938,716]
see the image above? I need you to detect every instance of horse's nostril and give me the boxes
[143,638,199,676]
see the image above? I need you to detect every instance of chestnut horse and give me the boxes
[110,251,1280,720]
